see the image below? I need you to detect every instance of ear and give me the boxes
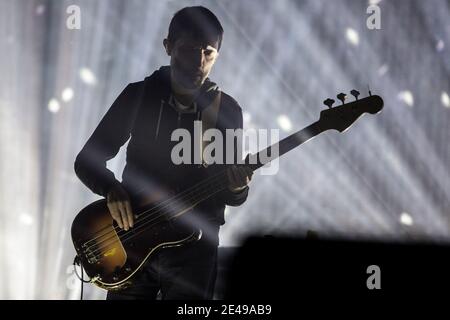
[163,39,171,56]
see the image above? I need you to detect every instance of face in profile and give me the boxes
[165,34,219,89]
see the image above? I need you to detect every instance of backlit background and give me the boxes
[1,0,449,299]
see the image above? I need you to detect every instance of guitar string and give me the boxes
[83,170,227,254]
[87,173,226,258]
[87,173,225,257]
[83,117,348,247]
[81,167,229,246]
[88,173,227,259]
[90,182,226,261]
[82,168,228,247]
[93,187,226,260]
[83,154,262,247]
[83,170,226,253]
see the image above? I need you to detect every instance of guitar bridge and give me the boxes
[83,246,100,264]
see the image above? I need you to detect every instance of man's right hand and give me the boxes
[106,182,134,231]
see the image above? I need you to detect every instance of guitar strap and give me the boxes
[199,90,222,166]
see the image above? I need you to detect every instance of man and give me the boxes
[74,6,252,299]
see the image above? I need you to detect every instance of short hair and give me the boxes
[167,6,224,50]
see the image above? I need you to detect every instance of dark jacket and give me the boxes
[74,66,248,225]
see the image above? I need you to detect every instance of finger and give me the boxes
[124,200,134,228]
[119,203,129,231]
[230,166,240,186]
[109,203,124,229]
[227,167,237,189]
[245,166,254,179]
[233,168,248,189]
[115,214,124,229]
[237,167,248,184]
[234,167,243,184]
[229,167,239,189]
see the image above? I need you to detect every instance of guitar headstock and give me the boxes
[318,90,383,132]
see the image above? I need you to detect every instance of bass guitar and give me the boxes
[71,90,383,290]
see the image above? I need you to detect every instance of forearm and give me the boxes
[74,83,141,197]
[74,147,118,198]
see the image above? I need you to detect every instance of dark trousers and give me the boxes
[106,224,220,300]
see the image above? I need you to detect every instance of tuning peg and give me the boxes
[350,89,360,100]
[337,93,347,104]
[323,98,335,109]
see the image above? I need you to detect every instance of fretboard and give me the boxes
[246,121,323,170]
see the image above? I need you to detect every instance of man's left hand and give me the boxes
[227,165,253,193]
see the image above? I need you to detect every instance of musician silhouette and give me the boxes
[74,6,252,299]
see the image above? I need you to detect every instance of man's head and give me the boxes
[163,6,224,90]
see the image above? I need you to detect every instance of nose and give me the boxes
[191,49,205,69]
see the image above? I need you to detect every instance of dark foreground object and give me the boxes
[224,236,450,299]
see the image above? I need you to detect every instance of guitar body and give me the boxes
[71,199,202,290]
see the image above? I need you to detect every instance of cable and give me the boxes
[81,267,83,300]
[73,255,90,300]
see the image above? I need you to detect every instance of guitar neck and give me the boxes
[246,121,324,171]
[166,121,326,219]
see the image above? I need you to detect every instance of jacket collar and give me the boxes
[155,65,220,112]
